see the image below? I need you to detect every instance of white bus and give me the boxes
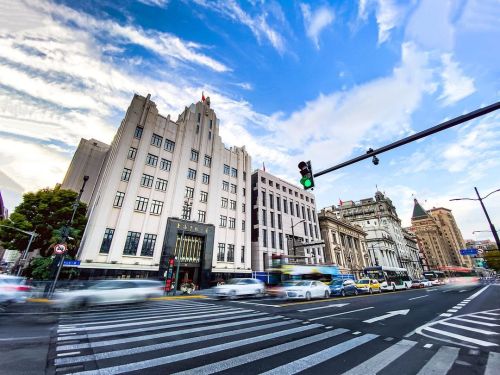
[363,266,412,291]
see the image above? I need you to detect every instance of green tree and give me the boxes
[484,250,500,272]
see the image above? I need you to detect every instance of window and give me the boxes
[303,221,308,236]
[151,133,162,147]
[135,196,149,212]
[121,168,131,181]
[140,174,154,188]
[150,200,163,215]
[146,153,158,167]
[269,193,274,209]
[261,177,266,184]
[261,191,266,206]
[191,149,199,162]
[187,168,197,180]
[196,124,200,134]
[302,206,306,220]
[185,187,194,198]
[114,191,125,207]
[141,234,157,256]
[269,180,273,187]
[271,231,276,248]
[230,200,236,210]
[221,197,228,208]
[277,197,281,211]
[220,215,227,227]
[278,214,282,229]
[182,204,192,220]
[242,203,246,212]
[231,168,237,177]
[296,203,300,217]
[270,212,275,228]
[243,188,246,197]
[262,229,268,247]
[160,158,171,171]
[208,131,212,140]
[241,246,245,263]
[164,139,175,152]
[279,233,283,250]
[230,184,237,194]
[229,217,236,229]
[198,210,206,223]
[204,155,211,167]
[223,164,230,175]
[134,126,143,139]
[309,223,313,237]
[128,147,137,160]
[243,171,246,181]
[202,173,210,184]
[242,220,246,232]
[217,243,225,261]
[200,191,208,202]
[222,181,229,191]
[312,212,317,223]
[155,178,168,191]
[209,119,213,128]
[197,112,201,122]
[227,244,234,262]
[284,199,288,213]
[290,201,294,216]
[262,209,267,226]
[100,228,114,254]
[314,226,318,239]
[123,231,140,255]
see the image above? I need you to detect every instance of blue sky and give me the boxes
[0,0,499,241]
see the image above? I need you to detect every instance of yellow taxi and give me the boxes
[355,278,382,294]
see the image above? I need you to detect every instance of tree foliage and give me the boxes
[484,250,500,272]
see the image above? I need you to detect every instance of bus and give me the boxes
[363,266,412,291]
[423,270,446,285]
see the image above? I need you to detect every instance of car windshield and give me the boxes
[332,280,343,286]
[357,280,370,284]
[296,281,312,286]
[225,279,245,285]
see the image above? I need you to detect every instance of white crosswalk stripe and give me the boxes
[416,346,459,375]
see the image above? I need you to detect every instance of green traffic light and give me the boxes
[300,176,312,188]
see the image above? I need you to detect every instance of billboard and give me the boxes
[460,248,478,256]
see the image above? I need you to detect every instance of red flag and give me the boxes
[202,91,206,102]
[262,162,266,172]
[339,199,343,206]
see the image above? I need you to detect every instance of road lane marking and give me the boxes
[409,295,428,300]
[468,285,490,300]
[342,339,417,375]
[308,307,374,321]
[424,344,433,348]
[229,301,281,307]
[451,317,500,327]
[440,313,452,317]
[468,314,500,321]
[424,327,498,347]
[416,346,459,375]
[171,328,350,375]
[259,334,378,375]
[352,331,361,335]
[363,309,410,324]
[485,352,500,375]
[437,321,499,335]
[459,290,467,292]
[298,303,349,312]
[448,309,458,313]
[57,351,81,357]
[481,312,500,316]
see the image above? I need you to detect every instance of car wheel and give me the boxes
[74,298,89,310]
[255,289,264,298]
[305,292,311,301]
[324,290,330,299]
[341,289,346,297]
[392,285,396,292]
[228,290,237,300]
[378,288,382,294]
[354,289,359,296]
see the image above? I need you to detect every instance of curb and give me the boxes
[149,295,208,300]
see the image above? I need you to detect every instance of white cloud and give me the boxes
[137,0,169,8]
[438,53,476,106]
[300,3,334,49]
[357,0,407,44]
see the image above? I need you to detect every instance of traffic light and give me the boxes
[298,161,314,190]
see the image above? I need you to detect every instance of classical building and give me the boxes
[61,138,110,205]
[402,228,425,277]
[410,199,473,271]
[318,209,369,279]
[75,94,252,288]
[250,169,323,272]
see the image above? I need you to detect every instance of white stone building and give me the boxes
[76,94,252,288]
[250,169,324,272]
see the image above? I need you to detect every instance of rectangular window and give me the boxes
[146,153,158,167]
[196,124,200,134]
[230,184,237,194]
[208,131,212,140]
[290,201,294,216]
[150,200,163,215]
[242,220,246,232]
[307,208,311,221]
[155,178,168,191]
[271,231,276,248]
[262,229,267,247]
[187,168,197,180]
[279,233,283,250]
[227,244,234,262]
[241,246,245,263]
[296,203,300,217]
[229,217,236,229]
[209,119,213,128]
[204,155,211,167]
[197,112,201,122]
[230,200,236,210]
[135,196,149,212]
[242,203,246,212]
[181,204,192,220]
[277,197,281,211]
[262,209,267,226]
[269,193,274,209]
[270,212,275,228]
[134,126,143,139]
[222,181,229,191]
[313,213,317,223]
[243,188,246,197]
[231,168,237,177]
[100,228,114,254]
[302,206,306,220]
[121,168,131,181]
[198,210,206,223]
[303,221,308,236]
[200,191,208,202]
[223,164,230,175]
[151,133,162,147]
[277,214,282,229]
[220,215,227,227]
[185,187,194,198]
[217,243,225,262]
[309,223,313,237]
[221,197,228,208]
[123,231,140,255]
[128,147,137,160]
[140,174,154,188]
[243,171,246,181]
[141,234,157,256]
[191,149,199,162]
[261,191,266,206]
[160,158,171,171]
[283,199,288,214]
[314,225,318,239]
[114,191,125,207]
[202,173,210,184]
[164,139,175,152]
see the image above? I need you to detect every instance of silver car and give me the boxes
[0,275,32,304]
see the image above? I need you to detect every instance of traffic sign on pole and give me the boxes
[54,243,67,255]
[460,248,478,256]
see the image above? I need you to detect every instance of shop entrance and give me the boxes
[174,233,204,289]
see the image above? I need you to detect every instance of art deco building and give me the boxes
[75,94,252,288]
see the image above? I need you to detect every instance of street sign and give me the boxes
[54,243,67,254]
[460,248,478,256]
[63,260,80,267]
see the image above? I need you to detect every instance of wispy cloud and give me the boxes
[357,0,407,44]
[137,0,169,8]
[438,53,476,106]
[300,3,334,49]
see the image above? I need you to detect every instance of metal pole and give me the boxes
[475,187,500,250]
[291,218,296,260]
[16,231,36,276]
[173,230,184,296]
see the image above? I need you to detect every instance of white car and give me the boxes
[52,279,164,309]
[212,278,265,299]
[282,280,330,300]
[421,278,433,287]
[0,275,32,304]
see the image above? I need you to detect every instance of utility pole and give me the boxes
[0,225,38,276]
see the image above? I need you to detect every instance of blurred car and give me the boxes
[52,279,164,309]
[266,280,300,297]
[411,279,433,288]
[355,279,382,294]
[212,278,265,299]
[329,279,358,297]
[0,275,32,304]
[282,280,330,300]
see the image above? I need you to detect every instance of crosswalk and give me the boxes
[50,300,499,375]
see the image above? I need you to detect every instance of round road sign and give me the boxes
[54,243,67,254]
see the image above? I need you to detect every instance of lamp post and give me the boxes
[450,187,500,251]
[0,225,38,276]
[290,218,305,261]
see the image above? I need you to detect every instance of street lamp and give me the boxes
[450,187,500,251]
[290,218,305,260]
[0,224,38,276]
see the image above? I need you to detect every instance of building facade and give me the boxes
[76,94,252,288]
[0,190,7,220]
[250,169,323,272]
[318,209,369,279]
[61,138,110,205]
[402,228,425,278]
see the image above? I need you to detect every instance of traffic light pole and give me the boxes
[474,187,500,251]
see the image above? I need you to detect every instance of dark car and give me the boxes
[329,279,358,297]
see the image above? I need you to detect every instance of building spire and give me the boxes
[412,198,429,220]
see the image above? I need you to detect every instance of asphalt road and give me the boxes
[0,281,499,374]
